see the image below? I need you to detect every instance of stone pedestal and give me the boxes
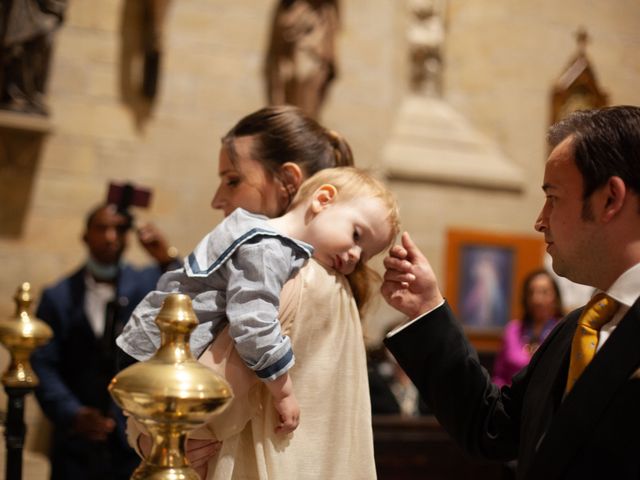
[0,110,52,237]
[383,95,523,192]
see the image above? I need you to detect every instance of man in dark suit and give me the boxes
[31,203,179,480]
[380,105,640,479]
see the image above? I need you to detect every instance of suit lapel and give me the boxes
[116,265,143,315]
[526,310,576,409]
[516,310,576,475]
[527,300,640,480]
[69,268,98,339]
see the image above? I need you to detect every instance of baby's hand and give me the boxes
[274,392,300,434]
[265,372,300,434]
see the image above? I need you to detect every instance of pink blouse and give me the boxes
[492,318,558,388]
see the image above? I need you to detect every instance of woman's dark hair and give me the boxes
[222,105,353,180]
[520,269,563,327]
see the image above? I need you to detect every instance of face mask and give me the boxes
[86,256,120,281]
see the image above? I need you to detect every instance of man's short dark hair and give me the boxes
[548,105,640,201]
[85,203,133,231]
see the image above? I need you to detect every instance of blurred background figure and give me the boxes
[31,202,178,480]
[492,269,564,388]
[368,325,428,416]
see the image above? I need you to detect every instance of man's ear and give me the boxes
[280,162,304,197]
[310,184,338,213]
[601,176,626,222]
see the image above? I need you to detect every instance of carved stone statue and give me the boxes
[0,0,67,115]
[264,0,340,119]
[119,0,172,130]
[407,0,445,97]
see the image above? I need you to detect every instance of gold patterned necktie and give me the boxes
[565,293,620,394]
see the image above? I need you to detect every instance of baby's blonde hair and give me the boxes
[291,167,400,247]
[290,167,400,313]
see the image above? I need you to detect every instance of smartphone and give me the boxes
[107,182,152,210]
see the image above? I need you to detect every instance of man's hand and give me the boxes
[72,407,115,441]
[381,231,444,319]
[136,222,177,267]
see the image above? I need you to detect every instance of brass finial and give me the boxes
[14,282,33,313]
[0,283,53,387]
[109,293,232,479]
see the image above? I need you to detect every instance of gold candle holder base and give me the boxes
[0,283,53,387]
[0,282,53,480]
[109,294,232,479]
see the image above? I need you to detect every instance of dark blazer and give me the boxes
[32,264,163,480]
[384,300,640,480]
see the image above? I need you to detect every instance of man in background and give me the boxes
[32,203,179,480]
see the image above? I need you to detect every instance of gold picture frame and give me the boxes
[444,229,546,352]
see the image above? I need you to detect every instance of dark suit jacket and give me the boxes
[32,264,163,480]
[368,361,430,415]
[384,300,640,480]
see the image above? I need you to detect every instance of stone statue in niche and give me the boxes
[119,0,172,130]
[0,0,67,115]
[407,0,445,97]
[264,0,340,119]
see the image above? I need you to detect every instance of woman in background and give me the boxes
[492,269,564,387]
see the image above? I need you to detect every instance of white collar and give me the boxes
[601,262,640,308]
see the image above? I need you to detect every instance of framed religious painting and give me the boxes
[444,229,546,352]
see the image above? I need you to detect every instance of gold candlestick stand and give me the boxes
[109,293,233,480]
[0,283,53,480]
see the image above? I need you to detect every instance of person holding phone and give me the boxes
[31,201,179,480]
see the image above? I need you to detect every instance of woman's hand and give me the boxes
[138,434,221,477]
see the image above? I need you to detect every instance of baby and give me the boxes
[116,167,400,433]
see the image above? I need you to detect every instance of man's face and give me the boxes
[83,206,130,265]
[534,137,599,284]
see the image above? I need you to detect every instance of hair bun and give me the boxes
[326,129,354,167]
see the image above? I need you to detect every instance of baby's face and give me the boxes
[305,196,392,275]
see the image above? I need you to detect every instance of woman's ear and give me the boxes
[310,184,338,213]
[280,162,304,196]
